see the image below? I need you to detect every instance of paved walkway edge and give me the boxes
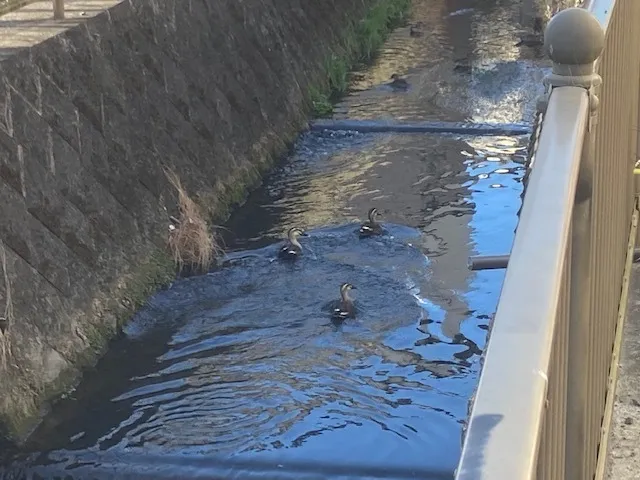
[604,204,640,479]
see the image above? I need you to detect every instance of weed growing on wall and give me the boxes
[164,168,223,273]
[310,0,412,117]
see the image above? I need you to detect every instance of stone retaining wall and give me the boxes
[0,0,373,441]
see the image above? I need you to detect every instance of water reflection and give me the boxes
[0,0,540,476]
[2,224,470,477]
[336,0,550,123]
[0,129,526,478]
[225,130,482,346]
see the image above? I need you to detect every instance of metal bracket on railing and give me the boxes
[469,250,640,271]
[468,255,510,271]
[537,73,601,131]
[535,85,552,116]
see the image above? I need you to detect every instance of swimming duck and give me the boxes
[515,33,543,47]
[359,207,384,238]
[454,64,472,74]
[409,21,425,37]
[331,283,357,322]
[278,227,308,260]
[515,16,544,47]
[388,74,409,91]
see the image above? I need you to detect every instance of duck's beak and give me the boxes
[299,232,309,237]
[351,285,357,290]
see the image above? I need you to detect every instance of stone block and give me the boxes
[0,179,90,298]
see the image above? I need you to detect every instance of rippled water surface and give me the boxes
[1,0,547,478]
[0,131,527,479]
[336,0,550,124]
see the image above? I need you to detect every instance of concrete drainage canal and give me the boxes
[1,0,549,478]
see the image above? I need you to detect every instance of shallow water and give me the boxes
[0,132,527,479]
[1,0,546,478]
[336,0,549,124]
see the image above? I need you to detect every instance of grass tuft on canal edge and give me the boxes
[164,168,224,274]
[309,0,411,117]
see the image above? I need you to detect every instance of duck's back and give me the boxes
[359,221,383,238]
[331,299,356,321]
[278,243,300,260]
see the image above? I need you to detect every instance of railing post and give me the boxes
[53,0,64,19]
[635,168,640,247]
[636,89,640,246]
[539,8,604,480]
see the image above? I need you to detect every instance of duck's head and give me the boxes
[367,207,382,222]
[287,227,308,242]
[340,282,357,300]
[390,74,401,81]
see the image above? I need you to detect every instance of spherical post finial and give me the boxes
[544,7,605,75]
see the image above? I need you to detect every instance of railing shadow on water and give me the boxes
[1,450,457,480]
[457,1,640,479]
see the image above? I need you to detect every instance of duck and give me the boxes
[278,227,308,260]
[409,21,425,37]
[454,64,472,74]
[515,16,545,47]
[331,283,357,322]
[359,207,384,238]
[515,33,543,47]
[388,74,409,91]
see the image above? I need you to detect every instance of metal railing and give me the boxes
[456,1,640,479]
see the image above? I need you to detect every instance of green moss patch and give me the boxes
[119,248,175,321]
[310,0,412,117]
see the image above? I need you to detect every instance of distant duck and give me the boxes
[331,283,357,322]
[388,74,409,91]
[410,21,425,37]
[454,64,472,74]
[514,16,544,48]
[278,227,308,261]
[515,33,543,47]
[359,207,384,238]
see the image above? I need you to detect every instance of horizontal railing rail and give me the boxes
[456,1,640,479]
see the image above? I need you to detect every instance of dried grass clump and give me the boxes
[164,168,222,272]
